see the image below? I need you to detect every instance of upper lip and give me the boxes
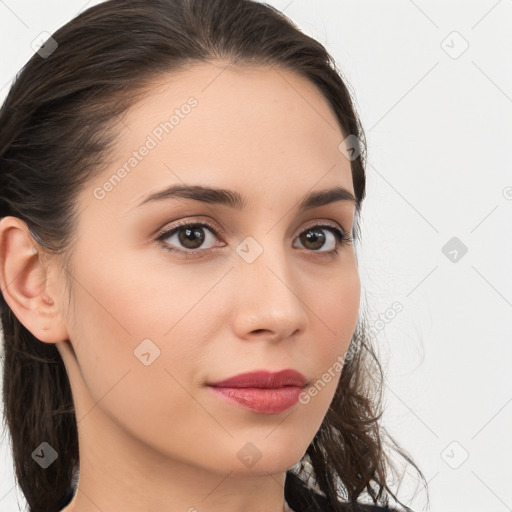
[208,369,307,388]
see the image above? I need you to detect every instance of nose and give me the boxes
[229,237,309,343]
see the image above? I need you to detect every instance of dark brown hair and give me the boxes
[0,1,427,511]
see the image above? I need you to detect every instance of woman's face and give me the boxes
[54,62,360,479]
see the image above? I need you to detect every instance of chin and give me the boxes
[225,438,308,477]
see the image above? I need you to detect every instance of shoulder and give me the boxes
[285,471,407,512]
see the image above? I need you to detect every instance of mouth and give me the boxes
[206,369,308,414]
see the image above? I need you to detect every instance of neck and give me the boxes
[59,401,298,512]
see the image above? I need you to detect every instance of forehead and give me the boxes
[84,62,354,213]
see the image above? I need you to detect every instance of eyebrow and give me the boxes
[136,184,357,212]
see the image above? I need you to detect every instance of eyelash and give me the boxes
[154,219,353,258]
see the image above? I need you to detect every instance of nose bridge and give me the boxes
[231,231,308,336]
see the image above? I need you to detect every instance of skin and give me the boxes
[0,62,360,512]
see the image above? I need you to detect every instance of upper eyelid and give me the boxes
[155,218,219,241]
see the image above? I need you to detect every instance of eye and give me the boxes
[155,219,352,257]
[293,224,350,253]
[156,220,222,254]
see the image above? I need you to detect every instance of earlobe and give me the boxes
[0,216,69,344]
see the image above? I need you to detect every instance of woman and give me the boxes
[0,1,427,511]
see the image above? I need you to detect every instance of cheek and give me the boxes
[299,267,360,407]
[67,244,223,350]
[63,265,214,457]
[62,246,229,434]
[312,265,361,357]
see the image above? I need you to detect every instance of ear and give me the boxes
[0,216,69,343]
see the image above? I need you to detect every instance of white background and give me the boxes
[1,1,511,511]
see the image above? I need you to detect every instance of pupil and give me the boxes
[179,227,204,249]
[302,229,325,250]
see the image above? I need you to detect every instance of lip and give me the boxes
[206,370,307,414]
[207,369,307,388]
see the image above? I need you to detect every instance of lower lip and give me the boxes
[207,385,303,414]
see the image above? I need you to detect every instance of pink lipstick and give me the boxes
[207,369,307,414]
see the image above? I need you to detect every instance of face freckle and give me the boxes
[56,61,361,500]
